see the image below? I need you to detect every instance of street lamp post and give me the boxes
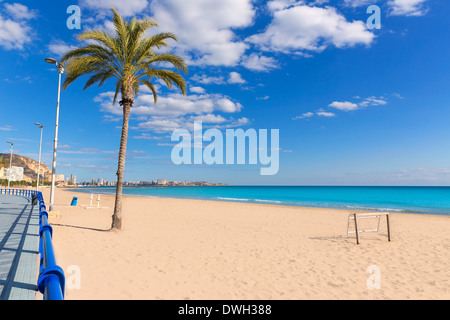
[34,123,44,192]
[6,141,13,189]
[45,58,64,211]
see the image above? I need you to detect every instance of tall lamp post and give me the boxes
[6,141,13,189]
[34,123,44,192]
[45,58,64,211]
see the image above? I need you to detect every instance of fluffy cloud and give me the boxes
[189,86,206,94]
[293,110,335,119]
[191,72,247,85]
[95,87,246,133]
[4,3,37,20]
[138,116,249,133]
[329,96,387,111]
[0,3,35,50]
[315,110,336,117]
[150,0,255,67]
[241,53,279,72]
[228,72,246,84]
[247,3,375,54]
[191,74,226,85]
[295,95,388,120]
[358,96,388,107]
[48,40,78,56]
[80,0,255,67]
[388,0,428,16]
[328,101,359,111]
[342,0,377,7]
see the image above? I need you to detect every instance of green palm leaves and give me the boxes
[61,7,187,104]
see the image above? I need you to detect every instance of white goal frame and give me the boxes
[347,212,391,244]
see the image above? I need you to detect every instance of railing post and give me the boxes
[36,192,65,300]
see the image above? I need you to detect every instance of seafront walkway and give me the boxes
[0,193,39,300]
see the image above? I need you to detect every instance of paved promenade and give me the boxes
[0,194,39,300]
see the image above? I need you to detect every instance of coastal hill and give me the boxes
[0,153,51,182]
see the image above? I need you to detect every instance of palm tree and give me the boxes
[61,8,187,230]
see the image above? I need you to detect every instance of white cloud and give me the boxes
[191,72,246,85]
[388,0,428,16]
[150,0,255,67]
[392,93,405,99]
[342,0,376,8]
[215,97,243,113]
[329,96,387,111]
[189,114,228,123]
[138,119,184,133]
[241,53,279,72]
[137,115,250,133]
[293,110,335,119]
[267,0,296,12]
[191,74,226,85]
[0,3,35,50]
[132,133,164,140]
[228,72,246,84]
[328,101,359,111]
[247,4,375,54]
[358,96,388,107]
[0,125,13,131]
[293,112,315,119]
[131,93,243,116]
[189,86,206,94]
[48,40,78,56]
[316,110,336,117]
[4,3,37,20]
[95,89,245,133]
[295,95,387,120]
[80,0,149,17]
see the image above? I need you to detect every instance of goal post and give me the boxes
[347,212,391,244]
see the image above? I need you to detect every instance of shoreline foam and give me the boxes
[68,187,450,216]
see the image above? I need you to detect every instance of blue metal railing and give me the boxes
[0,188,65,300]
[0,188,35,197]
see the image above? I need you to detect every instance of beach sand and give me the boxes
[44,187,450,300]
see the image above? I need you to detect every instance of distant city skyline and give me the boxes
[1,1,449,186]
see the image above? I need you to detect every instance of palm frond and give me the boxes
[139,79,158,104]
[61,7,187,105]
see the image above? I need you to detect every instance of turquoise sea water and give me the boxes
[72,186,450,216]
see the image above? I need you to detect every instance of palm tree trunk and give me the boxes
[111,95,133,230]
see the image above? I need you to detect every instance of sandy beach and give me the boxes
[44,187,450,300]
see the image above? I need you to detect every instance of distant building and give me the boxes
[157,179,168,185]
[55,174,65,182]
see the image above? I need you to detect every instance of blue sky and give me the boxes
[0,0,449,185]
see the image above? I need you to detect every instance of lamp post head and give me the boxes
[45,58,58,65]
[45,58,64,74]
